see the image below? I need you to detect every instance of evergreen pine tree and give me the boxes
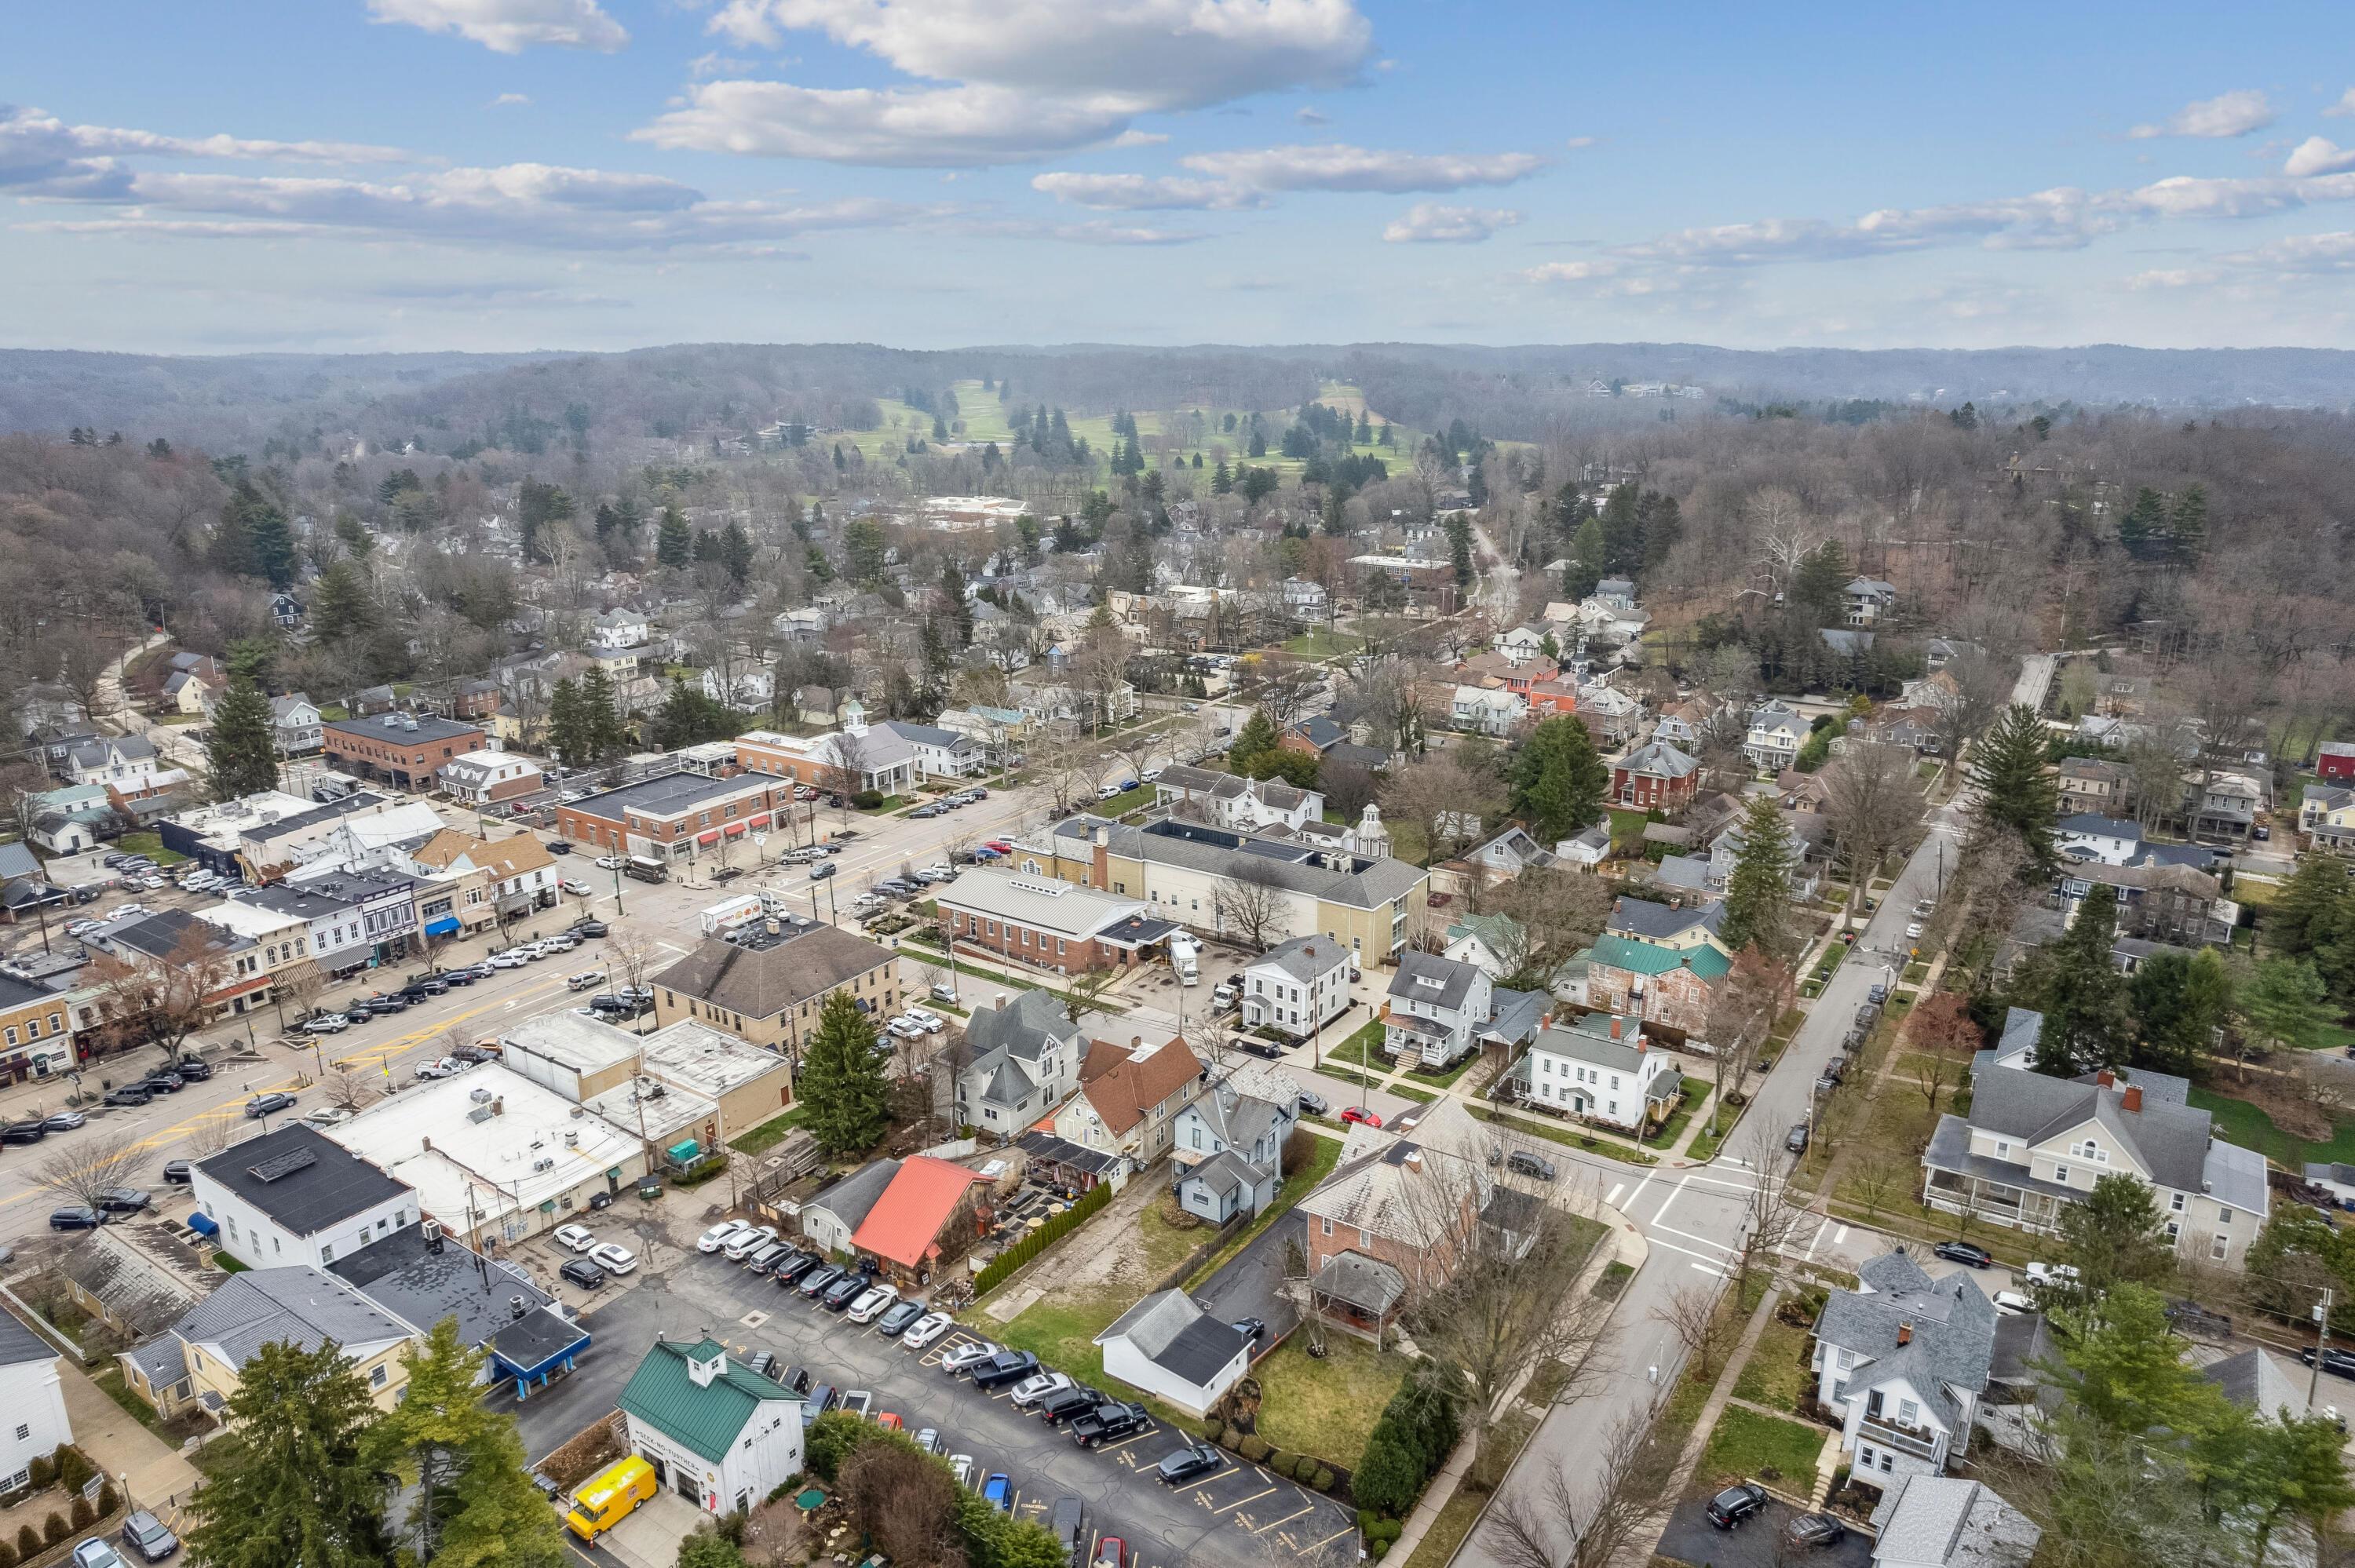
[1718,791,1796,957]
[366,1320,566,1568]
[184,1340,392,1568]
[576,667,624,760]
[2240,957,2333,1052]
[546,678,585,767]
[1562,515,1607,599]
[940,560,973,646]
[655,506,692,569]
[800,991,891,1155]
[844,519,888,582]
[1210,460,1232,495]
[2271,855,2347,957]
[719,521,753,585]
[1229,708,1280,768]
[2032,883,2136,1074]
[206,680,281,801]
[309,560,375,642]
[1971,703,2059,876]
[1446,514,1474,587]
[2117,487,2166,560]
[1506,716,1608,841]
[2167,484,2207,565]
[1789,539,1851,628]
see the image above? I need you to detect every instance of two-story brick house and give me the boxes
[1612,739,1700,813]
[1050,1035,1203,1172]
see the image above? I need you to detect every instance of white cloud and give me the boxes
[2285,136,2355,178]
[1564,136,1598,150]
[1382,202,1521,243]
[1296,107,1329,126]
[491,93,532,108]
[637,80,1131,167]
[2128,89,2274,140]
[1031,172,1266,210]
[2123,266,2226,290]
[1522,259,1620,284]
[1180,143,1544,192]
[0,104,407,199]
[2222,230,2355,273]
[1110,129,1169,148]
[675,0,1372,166]
[2327,88,2355,119]
[367,0,627,54]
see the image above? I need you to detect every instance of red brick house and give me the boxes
[322,713,486,792]
[1297,1099,1497,1335]
[1612,740,1702,813]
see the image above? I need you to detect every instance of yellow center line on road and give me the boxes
[328,972,571,1070]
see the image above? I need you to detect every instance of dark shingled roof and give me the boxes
[195,1124,411,1238]
[652,925,893,1019]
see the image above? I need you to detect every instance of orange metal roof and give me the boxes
[850,1154,987,1269]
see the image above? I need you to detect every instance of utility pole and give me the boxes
[2311,1286,2336,1410]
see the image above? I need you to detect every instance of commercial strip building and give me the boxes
[498,1011,794,1148]
[191,1123,417,1271]
[555,771,790,863]
[323,713,487,791]
[933,870,1179,976]
[1013,815,1429,964]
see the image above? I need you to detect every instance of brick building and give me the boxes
[556,771,787,864]
[322,713,487,791]
[932,869,1181,975]
[1611,740,1700,814]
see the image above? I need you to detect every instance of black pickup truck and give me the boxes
[1068,1401,1151,1448]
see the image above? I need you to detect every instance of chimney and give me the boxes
[422,1136,433,1152]
[1403,1150,1422,1172]
[1130,1035,1142,1049]
[1897,1322,1913,1347]
[995,994,1008,1012]
[1090,826,1110,892]
[491,1098,504,1117]
[1609,1016,1622,1041]
[2096,1069,2115,1088]
[2123,1085,2143,1113]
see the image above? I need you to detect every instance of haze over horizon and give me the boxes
[8,1,2355,357]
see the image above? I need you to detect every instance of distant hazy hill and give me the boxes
[4,341,2351,448]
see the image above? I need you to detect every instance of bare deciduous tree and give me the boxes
[32,1131,150,1214]
[1822,739,1919,932]
[1211,859,1292,952]
[1382,752,1506,866]
[1927,650,2014,767]
[323,1070,376,1113]
[1733,1125,1809,1293]
[1651,1281,1733,1381]
[1480,1407,1671,1568]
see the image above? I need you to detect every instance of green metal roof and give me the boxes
[615,1338,798,1463]
[1586,933,1731,981]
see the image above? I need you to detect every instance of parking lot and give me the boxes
[516,1245,1359,1568]
[1655,1493,1872,1568]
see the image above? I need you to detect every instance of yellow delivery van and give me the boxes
[564,1456,658,1542]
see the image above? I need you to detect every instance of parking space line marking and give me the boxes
[1301,1525,1355,1555]
[1212,1485,1277,1515]
[1251,1504,1315,1536]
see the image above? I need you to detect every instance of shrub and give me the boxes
[803,1412,868,1483]
[0,1536,19,1568]
[96,1486,118,1519]
[1238,1435,1269,1464]
[68,1498,93,1530]
[26,1458,53,1490]
[1216,1424,1243,1450]
[1350,1431,1422,1517]
[852,791,884,811]
[1313,1467,1334,1493]
[1291,1454,1316,1482]
[1368,1541,1389,1561]
[16,1524,41,1559]
[53,1449,92,1493]
[43,1515,68,1547]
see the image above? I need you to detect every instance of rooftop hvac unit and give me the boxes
[422,1219,444,1252]
[564,1129,579,1145]
[509,1295,528,1320]
[532,1157,554,1172]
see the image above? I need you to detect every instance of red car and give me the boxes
[1339,1107,1383,1129]
[1094,1540,1127,1568]
[984,840,1014,855]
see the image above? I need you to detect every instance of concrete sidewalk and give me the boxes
[54,1355,200,1520]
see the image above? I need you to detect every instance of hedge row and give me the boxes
[971,1180,1112,1297]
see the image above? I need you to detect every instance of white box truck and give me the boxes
[1169,932,1202,985]
[699,894,764,935]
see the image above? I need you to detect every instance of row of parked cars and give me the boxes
[907,785,991,819]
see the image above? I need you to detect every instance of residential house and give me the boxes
[436,749,543,807]
[1509,1012,1681,1133]
[880,719,984,780]
[1776,768,1833,813]
[1813,1252,1996,1490]
[1744,702,1809,772]
[1444,913,1524,979]
[1152,767,1324,833]
[1281,715,1347,759]
[2184,768,2265,842]
[126,1267,415,1415]
[801,1160,900,1258]
[1973,1007,2046,1075]
[2053,861,2236,948]
[160,655,225,716]
[1170,1076,1296,1222]
[1236,935,1352,1040]
[2301,783,2355,854]
[1613,740,1700,812]
[1707,808,1827,900]
[1051,1035,1204,1169]
[850,1155,988,1285]
[956,990,1084,1135]
[650,923,899,1056]
[1465,826,1557,879]
[1576,684,1642,749]
[270,694,323,757]
[2099,673,2151,717]
[25,784,114,855]
[1383,952,1493,1068]
[192,1124,416,1271]
[1592,578,1636,611]
[0,1313,69,1493]
[1009,666,1137,731]
[592,607,651,651]
[65,735,162,793]
[1093,1291,1252,1419]
[1492,622,1555,665]
[2319,740,2355,785]
[1451,684,1527,735]
[1280,576,1329,621]
[615,1339,803,1519]
[1584,896,1733,1039]
[2054,813,2143,866]
[1555,822,1611,868]
[2055,757,2130,817]
[699,664,775,713]
[1868,1475,2039,1568]
[1298,1099,1501,1334]
[0,974,74,1081]
[1922,1065,2269,1267]
[1846,578,1900,625]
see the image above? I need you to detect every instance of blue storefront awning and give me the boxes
[187,1212,219,1238]
[424,916,461,937]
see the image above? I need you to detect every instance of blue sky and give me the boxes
[5,0,2354,355]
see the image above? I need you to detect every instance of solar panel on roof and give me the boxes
[247,1148,317,1183]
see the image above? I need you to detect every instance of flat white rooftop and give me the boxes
[324,1066,641,1227]
[499,1012,644,1076]
[639,1019,792,1097]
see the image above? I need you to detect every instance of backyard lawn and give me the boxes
[1251,1332,1407,1472]
[1731,1316,1814,1414]
[1700,1406,1826,1496]
[114,831,185,866]
[2191,1087,2355,1168]
[1321,1019,1386,1070]
[727,1106,806,1154]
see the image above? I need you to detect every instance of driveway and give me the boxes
[518,1248,1358,1568]
[1189,1212,1304,1342]
[1656,1494,1870,1568]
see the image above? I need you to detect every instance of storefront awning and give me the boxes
[723,822,747,837]
[696,830,720,847]
[747,813,772,829]
[424,916,461,937]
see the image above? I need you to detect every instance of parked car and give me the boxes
[587,1243,637,1274]
[902,1311,955,1347]
[801,1385,838,1424]
[941,1339,1002,1373]
[2024,1260,2083,1290]
[980,1473,1013,1511]
[137,1072,184,1094]
[2300,1346,2355,1380]
[1785,1123,1810,1154]
[71,1541,126,1568]
[911,1426,944,1455]
[820,1274,868,1311]
[838,1390,874,1420]
[876,1300,927,1336]
[846,1285,899,1323]
[746,1351,776,1380]
[773,1365,813,1395]
[2165,1298,2235,1337]
[49,1206,104,1231]
[699,1220,751,1253]
[0,1122,46,1147]
[1704,1482,1769,1530]
[173,1059,212,1081]
[119,1511,179,1563]
[1294,1089,1329,1117]
[1505,1150,1557,1181]
[566,969,608,992]
[1009,1370,1074,1409]
[947,1454,975,1489]
[772,1252,820,1285]
[42,1110,86,1130]
[798,1265,845,1299]
[161,1159,192,1184]
[301,1012,352,1034]
[1783,1511,1847,1551]
[1339,1106,1382,1128]
[1155,1442,1225,1486]
[595,855,626,870]
[559,878,593,897]
[1933,1240,1994,1268]
[725,1225,780,1261]
[552,1224,597,1252]
[103,1086,152,1108]
[97,1187,152,1215]
[1230,1318,1266,1343]
[559,1259,608,1289]
[571,919,609,938]
[1992,1290,2034,1315]
[746,1243,791,1276]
